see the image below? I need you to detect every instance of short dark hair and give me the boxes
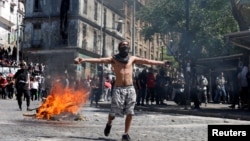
[118,41,129,49]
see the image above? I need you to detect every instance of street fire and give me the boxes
[35,83,89,120]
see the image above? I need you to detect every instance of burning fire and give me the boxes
[35,83,89,120]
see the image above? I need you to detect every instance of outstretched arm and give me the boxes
[133,56,171,66]
[74,57,113,64]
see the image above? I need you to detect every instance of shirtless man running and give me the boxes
[74,40,170,141]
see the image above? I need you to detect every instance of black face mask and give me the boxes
[118,46,130,58]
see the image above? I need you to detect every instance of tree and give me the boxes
[137,0,239,60]
[231,0,250,31]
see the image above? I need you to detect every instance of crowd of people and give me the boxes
[132,64,249,111]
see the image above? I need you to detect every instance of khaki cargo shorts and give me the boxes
[109,86,136,117]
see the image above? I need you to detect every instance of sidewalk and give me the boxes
[98,100,250,121]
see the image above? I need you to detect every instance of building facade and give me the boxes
[0,0,25,61]
[22,0,162,78]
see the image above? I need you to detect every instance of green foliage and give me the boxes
[137,0,239,59]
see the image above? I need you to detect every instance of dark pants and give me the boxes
[6,85,14,99]
[155,86,165,104]
[0,87,7,99]
[240,87,249,108]
[90,88,101,105]
[16,87,30,109]
[136,87,147,105]
[146,87,155,104]
[30,89,38,101]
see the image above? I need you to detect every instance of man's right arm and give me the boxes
[74,57,112,64]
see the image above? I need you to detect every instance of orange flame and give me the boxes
[35,83,89,120]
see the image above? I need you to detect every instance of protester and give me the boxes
[137,69,147,106]
[237,62,249,109]
[146,67,156,105]
[194,74,208,109]
[214,72,228,103]
[74,40,170,141]
[0,73,8,99]
[13,61,31,111]
[30,76,39,101]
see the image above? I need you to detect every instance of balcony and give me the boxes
[0,8,15,27]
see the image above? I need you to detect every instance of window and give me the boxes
[93,31,97,52]
[10,4,14,13]
[8,33,10,44]
[83,0,87,14]
[112,13,115,29]
[112,39,114,54]
[34,0,42,12]
[1,1,5,8]
[104,8,107,25]
[94,2,98,20]
[135,46,138,55]
[127,21,131,35]
[33,23,42,47]
[82,24,87,49]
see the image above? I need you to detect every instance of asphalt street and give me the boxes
[0,99,250,141]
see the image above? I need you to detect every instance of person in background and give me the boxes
[6,75,15,99]
[137,69,147,106]
[0,73,8,99]
[103,76,112,101]
[146,67,156,105]
[90,75,101,107]
[155,68,167,105]
[214,72,228,103]
[194,74,208,109]
[237,62,249,109]
[30,76,39,101]
[74,40,170,141]
[13,61,31,111]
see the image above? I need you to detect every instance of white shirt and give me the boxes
[30,80,39,90]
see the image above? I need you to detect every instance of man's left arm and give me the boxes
[133,56,171,66]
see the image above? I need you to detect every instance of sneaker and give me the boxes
[122,134,131,141]
[104,123,112,136]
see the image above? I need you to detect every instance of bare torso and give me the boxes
[111,57,134,87]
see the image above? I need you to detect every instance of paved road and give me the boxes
[0,99,250,141]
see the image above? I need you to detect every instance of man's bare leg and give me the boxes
[108,114,115,125]
[124,114,132,134]
[104,114,115,136]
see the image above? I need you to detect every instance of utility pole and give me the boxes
[99,0,105,101]
[131,0,136,74]
[132,0,136,56]
[184,0,191,110]
[16,1,19,64]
